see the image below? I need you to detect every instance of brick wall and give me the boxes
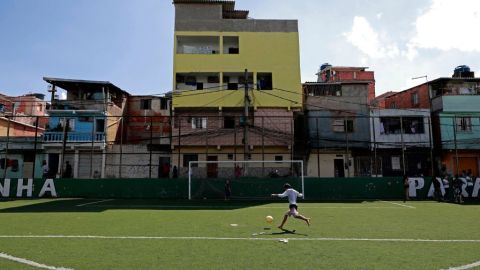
[385,84,430,109]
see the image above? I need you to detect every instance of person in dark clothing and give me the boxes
[224,179,232,200]
[172,166,178,178]
[63,161,72,178]
[403,175,410,203]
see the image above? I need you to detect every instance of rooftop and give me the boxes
[43,77,129,96]
[173,0,249,19]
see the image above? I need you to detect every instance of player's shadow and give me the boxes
[269,229,308,237]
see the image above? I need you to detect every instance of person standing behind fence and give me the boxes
[403,175,410,202]
[172,166,178,178]
[42,160,49,179]
[63,161,72,178]
[224,179,232,200]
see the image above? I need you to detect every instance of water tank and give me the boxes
[453,65,474,78]
[320,63,332,71]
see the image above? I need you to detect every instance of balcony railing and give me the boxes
[43,132,105,143]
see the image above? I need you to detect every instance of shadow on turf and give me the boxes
[0,199,279,213]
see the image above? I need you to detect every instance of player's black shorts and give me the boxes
[289,204,298,210]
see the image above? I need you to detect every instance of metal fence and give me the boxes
[0,114,479,179]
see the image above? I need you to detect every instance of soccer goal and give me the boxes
[188,160,304,200]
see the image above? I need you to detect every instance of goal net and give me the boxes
[188,160,304,200]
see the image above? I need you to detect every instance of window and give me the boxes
[275,155,283,162]
[192,117,207,129]
[96,119,105,133]
[403,117,425,134]
[224,116,235,129]
[306,84,341,96]
[79,116,93,122]
[207,76,220,83]
[227,154,234,160]
[0,104,4,112]
[411,92,419,106]
[196,83,204,90]
[332,119,354,133]
[390,102,397,109]
[456,117,472,132]
[37,104,43,112]
[59,118,75,131]
[183,154,198,168]
[257,73,273,90]
[227,83,238,90]
[176,36,219,54]
[160,99,168,110]
[223,36,239,54]
[380,117,425,134]
[140,99,152,110]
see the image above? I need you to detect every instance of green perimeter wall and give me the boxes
[0,177,435,200]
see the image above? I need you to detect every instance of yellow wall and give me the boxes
[173,31,302,109]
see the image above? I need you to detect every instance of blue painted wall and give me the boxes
[307,111,370,149]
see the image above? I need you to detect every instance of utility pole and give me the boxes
[60,118,70,178]
[48,84,56,108]
[243,69,250,174]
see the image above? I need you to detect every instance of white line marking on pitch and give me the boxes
[85,205,403,209]
[379,200,416,209]
[444,260,480,270]
[0,252,74,270]
[76,199,114,207]
[0,235,479,243]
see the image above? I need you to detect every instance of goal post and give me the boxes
[188,160,304,200]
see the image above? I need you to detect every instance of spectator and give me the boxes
[42,160,49,179]
[172,166,178,178]
[234,165,242,178]
[63,161,73,178]
[403,175,410,203]
[224,179,232,200]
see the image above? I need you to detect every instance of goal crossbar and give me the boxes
[188,160,304,200]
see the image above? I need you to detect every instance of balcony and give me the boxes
[43,132,105,143]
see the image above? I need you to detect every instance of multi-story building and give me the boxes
[0,93,47,179]
[171,0,302,177]
[303,81,370,177]
[105,95,172,178]
[385,66,480,176]
[370,109,432,177]
[317,64,376,103]
[42,78,129,178]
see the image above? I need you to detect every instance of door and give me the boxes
[159,157,171,178]
[334,159,345,178]
[78,151,102,178]
[48,154,59,178]
[207,156,218,178]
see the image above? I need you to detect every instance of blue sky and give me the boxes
[1,0,479,97]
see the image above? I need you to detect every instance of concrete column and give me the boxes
[101,149,106,178]
[73,150,79,178]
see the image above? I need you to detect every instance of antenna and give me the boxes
[412,75,428,82]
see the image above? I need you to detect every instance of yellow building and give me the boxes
[172,0,302,178]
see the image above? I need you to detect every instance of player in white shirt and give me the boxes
[271,183,311,229]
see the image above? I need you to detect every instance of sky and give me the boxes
[1,0,479,98]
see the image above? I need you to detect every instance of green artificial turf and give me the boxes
[0,199,479,270]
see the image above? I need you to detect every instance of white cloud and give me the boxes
[344,16,400,59]
[376,12,383,20]
[408,0,480,55]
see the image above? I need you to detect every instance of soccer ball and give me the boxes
[266,215,274,224]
